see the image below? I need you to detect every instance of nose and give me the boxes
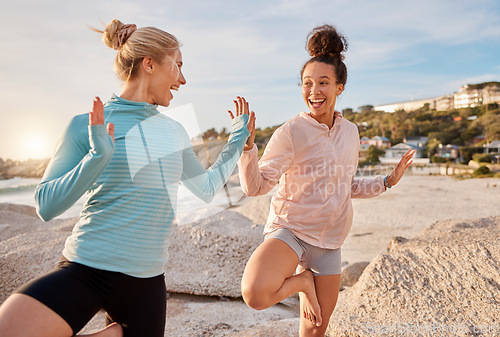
[178,70,186,86]
[311,83,320,95]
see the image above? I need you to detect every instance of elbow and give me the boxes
[34,186,56,222]
[36,207,55,222]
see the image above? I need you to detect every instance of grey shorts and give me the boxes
[264,228,341,276]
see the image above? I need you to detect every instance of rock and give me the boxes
[232,193,274,225]
[164,210,264,298]
[0,204,77,303]
[231,318,300,337]
[327,216,500,337]
[0,231,69,303]
[340,261,370,287]
[0,158,49,179]
[386,236,409,253]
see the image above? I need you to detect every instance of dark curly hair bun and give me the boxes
[300,24,348,87]
[306,24,347,60]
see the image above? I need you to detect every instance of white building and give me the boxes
[374,82,500,113]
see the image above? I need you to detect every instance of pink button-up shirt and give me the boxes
[238,111,385,249]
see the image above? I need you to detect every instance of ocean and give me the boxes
[0,177,244,224]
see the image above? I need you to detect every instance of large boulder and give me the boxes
[327,216,500,337]
[164,210,265,298]
[0,204,76,303]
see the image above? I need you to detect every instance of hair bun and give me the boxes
[306,24,347,60]
[102,19,137,50]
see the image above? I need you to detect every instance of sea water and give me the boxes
[0,177,243,224]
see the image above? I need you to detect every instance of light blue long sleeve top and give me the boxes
[35,94,249,277]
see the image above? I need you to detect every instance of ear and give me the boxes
[142,56,154,74]
[337,83,344,96]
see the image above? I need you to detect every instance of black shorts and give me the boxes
[15,256,166,337]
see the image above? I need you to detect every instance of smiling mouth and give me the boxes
[309,98,325,108]
[170,85,179,91]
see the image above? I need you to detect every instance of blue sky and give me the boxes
[1,0,499,160]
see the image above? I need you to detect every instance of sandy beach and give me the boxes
[1,174,499,336]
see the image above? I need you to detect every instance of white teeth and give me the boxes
[171,86,179,91]
[310,99,325,103]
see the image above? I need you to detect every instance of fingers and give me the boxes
[227,110,235,119]
[89,97,104,126]
[232,96,251,116]
[107,123,115,143]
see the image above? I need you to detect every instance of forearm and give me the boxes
[35,125,114,221]
[182,115,250,202]
[351,175,385,199]
[238,145,276,197]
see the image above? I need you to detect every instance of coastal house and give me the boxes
[360,136,391,150]
[403,136,428,148]
[484,140,500,154]
[435,144,460,161]
[382,143,424,159]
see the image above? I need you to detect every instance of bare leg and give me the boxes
[299,274,341,337]
[0,294,122,337]
[241,239,321,324]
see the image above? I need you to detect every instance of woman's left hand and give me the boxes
[386,149,415,187]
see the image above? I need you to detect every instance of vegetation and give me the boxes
[360,145,385,165]
[473,165,490,176]
[200,104,500,162]
[344,104,500,160]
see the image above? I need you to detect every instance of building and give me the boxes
[455,83,500,109]
[435,144,460,160]
[374,82,500,113]
[403,136,428,148]
[360,136,391,149]
[484,140,500,154]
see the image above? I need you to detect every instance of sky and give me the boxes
[1,0,500,161]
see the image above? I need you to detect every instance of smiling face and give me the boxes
[148,49,186,107]
[301,61,344,126]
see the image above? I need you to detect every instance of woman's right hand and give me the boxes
[228,96,255,150]
[89,96,115,142]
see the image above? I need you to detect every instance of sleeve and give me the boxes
[351,176,386,199]
[180,114,250,203]
[34,118,115,221]
[238,125,294,197]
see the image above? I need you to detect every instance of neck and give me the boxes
[120,77,153,104]
[310,110,335,128]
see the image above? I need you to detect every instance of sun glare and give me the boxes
[20,134,51,160]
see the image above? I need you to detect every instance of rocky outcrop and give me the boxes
[340,261,370,287]
[0,204,77,302]
[164,210,265,298]
[327,216,500,337]
[0,158,49,179]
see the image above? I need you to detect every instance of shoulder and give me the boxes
[63,113,90,141]
[339,116,358,133]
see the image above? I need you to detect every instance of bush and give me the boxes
[472,153,493,163]
[473,166,490,176]
[431,156,448,163]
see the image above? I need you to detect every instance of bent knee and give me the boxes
[241,284,271,310]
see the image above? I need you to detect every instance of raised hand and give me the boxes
[386,149,415,187]
[89,97,115,143]
[228,96,256,150]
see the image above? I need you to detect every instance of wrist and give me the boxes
[384,175,393,189]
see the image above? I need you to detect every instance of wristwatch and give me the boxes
[384,176,392,189]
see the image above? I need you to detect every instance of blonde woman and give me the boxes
[237,25,413,337]
[0,20,254,337]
